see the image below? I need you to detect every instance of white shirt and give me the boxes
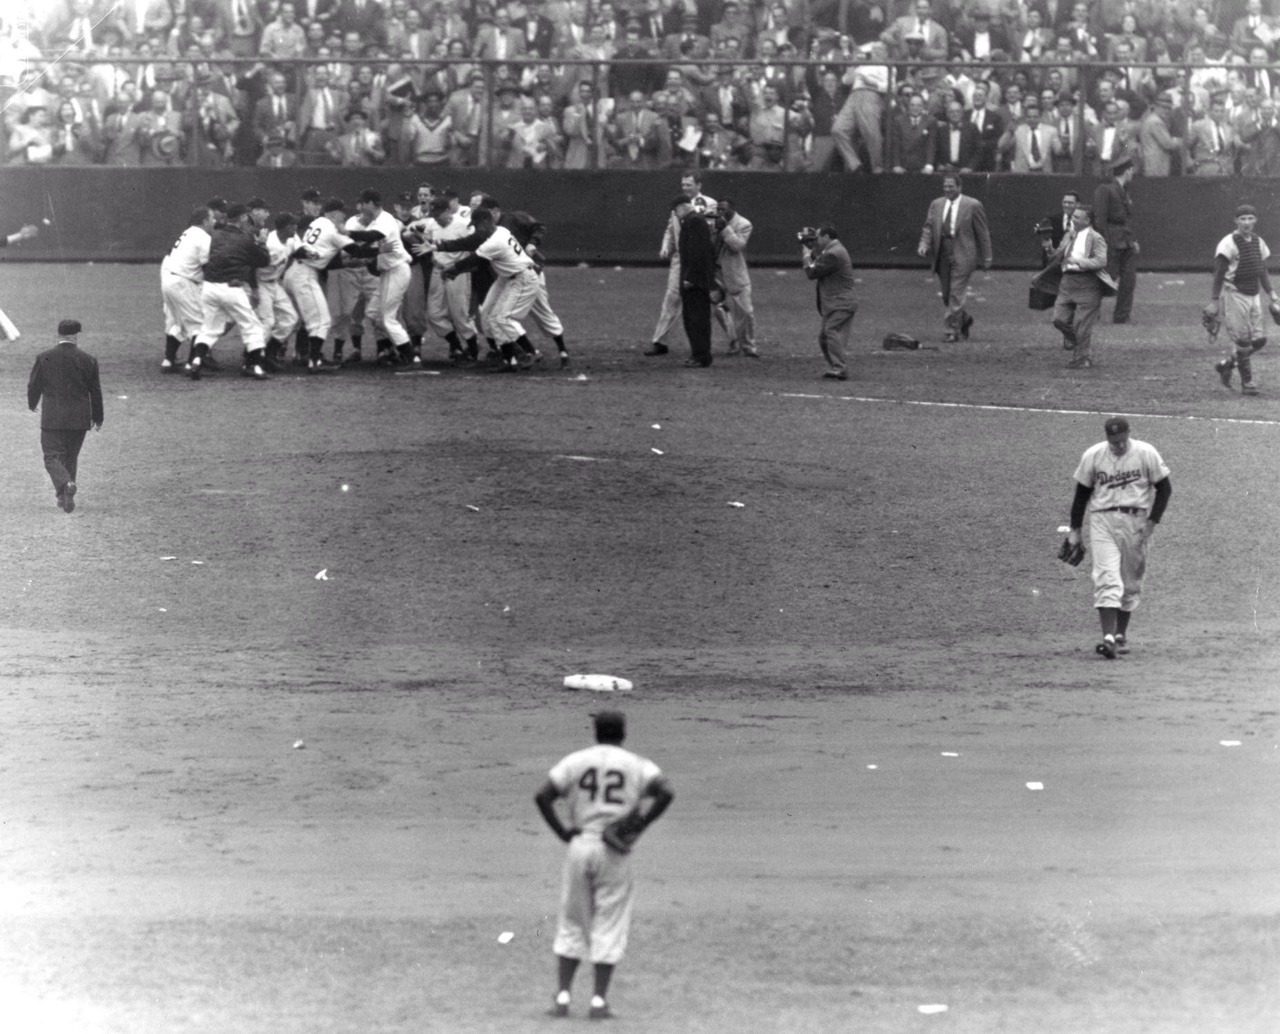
[366,209,411,270]
[1067,227,1091,265]
[1074,439,1170,513]
[296,215,353,270]
[476,224,537,277]
[258,230,297,283]
[161,225,211,281]
[1100,125,1116,160]
[422,215,473,270]
[1216,231,1272,286]
[548,743,662,837]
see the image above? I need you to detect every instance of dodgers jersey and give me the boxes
[366,209,411,271]
[548,744,662,836]
[476,225,537,277]
[1074,438,1170,512]
[297,215,353,270]
[161,225,212,281]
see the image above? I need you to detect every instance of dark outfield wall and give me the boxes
[0,168,1268,269]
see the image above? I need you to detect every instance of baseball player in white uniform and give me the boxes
[1208,204,1280,395]
[0,222,39,341]
[1066,416,1173,659]
[189,203,271,381]
[645,172,715,357]
[283,197,354,370]
[354,188,414,365]
[160,206,215,371]
[328,208,379,367]
[255,212,301,370]
[534,711,674,1021]
[414,198,479,361]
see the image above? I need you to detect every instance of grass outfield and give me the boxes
[0,263,1277,1033]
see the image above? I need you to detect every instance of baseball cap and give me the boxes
[1236,203,1258,217]
[1104,416,1130,435]
[207,195,228,211]
[246,196,268,210]
[1111,157,1135,175]
[396,191,415,205]
[358,187,382,204]
[594,711,626,741]
[57,318,82,336]
[301,187,323,202]
[225,202,249,221]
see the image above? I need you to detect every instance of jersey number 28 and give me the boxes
[578,768,625,804]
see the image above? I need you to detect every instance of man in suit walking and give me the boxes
[803,225,859,381]
[917,171,993,342]
[1034,206,1119,368]
[28,319,104,513]
[1092,156,1139,323]
[674,195,716,368]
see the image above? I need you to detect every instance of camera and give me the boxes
[797,226,819,245]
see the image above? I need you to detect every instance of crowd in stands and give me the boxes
[5,0,1280,174]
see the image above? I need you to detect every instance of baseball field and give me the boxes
[1,261,1277,1033]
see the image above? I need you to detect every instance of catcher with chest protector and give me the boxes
[534,710,674,1021]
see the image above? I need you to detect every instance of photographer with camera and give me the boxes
[712,200,758,358]
[802,225,859,381]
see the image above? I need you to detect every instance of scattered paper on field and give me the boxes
[727,501,745,508]
[466,505,481,511]
[941,752,959,757]
[1026,782,1044,791]
[918,1004,949,1014]
[1057,525,1070,533]
[651,423,661,429]
[161,556,176,561]
[1220,740,1242,747]
[498,931,514,944]
[651,448,664,455]
[315,569,329,580]
[559,455,602,462]
[190,560,204,566]
[292,740,305,749]
[866,764,878,770]
[574,373,589,381]
[116,395,128,399]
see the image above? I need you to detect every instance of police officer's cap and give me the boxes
[57,319,82,336]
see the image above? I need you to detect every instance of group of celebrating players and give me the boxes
[158,181,570,382]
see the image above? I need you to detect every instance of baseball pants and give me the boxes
[937,242,973,330]
[1088,509,1150,611]
[831,88,883,172]
[369,263,412,346]
[327,267,378,340]
[651,257,683,345]
[819,306,856,374]
[1107,244,1137,322]
[1222,284,1265,345]
[716,285,755,351]
[427,268,477,339]
[553,834,634,966]
[486,269,539,344]
[1054,273,1102,363]
[40,428,88,495]
[529,273,564,337]
[162,272,204,341]
[402,263,429,339]
[255,279,299,341]
[196,281,264,351]
[283,264,333,340]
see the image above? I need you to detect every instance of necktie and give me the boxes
[1102,127,1113,160]
[1030,127,1041,162]
[276,96,285,119]
[1062,120,1070,151]
[942,200,952,235]
[320,89,330,126]
[1215,124,1223,152]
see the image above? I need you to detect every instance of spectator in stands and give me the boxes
[1017,8,1053,60]
[257,128,298,165]
[211,0,263,57]
[609,21,662,97]
[806,68,849,172]
[334,0,385,42]
[607,88,662,167]
[1240,96,1280,174]
[755,1,798,50]
[298,64,345,164]
[99,87,142,165]
[1052,92,1082,172]
[999,98,1062,172]
[694,109,746,168]
[968,82,1005,171]
[957,11,1013,61]
[254,71,298,148]
[563,79,610,167]
[662,18,710,60]
[520,0,559,57]
[747,85,810,170]
[137,88,183,165]
[500,94,557,166]
[890,90,934,172]
[447,73,494,165]
[1139,91,1184,176]
[8,105,55,165]
[474,6,526,59]
[831,41,889,173]
[1188,92,1240,174]
[329,107,384,164]
[47,99,94,166]
[710,2,753,51]
[1087,98,1141,174]
[411,90,454,166]
[882,0,949,61]
[928,97,979,172]
[188,75,239,166]
[1106,12,1149,59]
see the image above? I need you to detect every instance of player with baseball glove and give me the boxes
[1057,534,1086,567]
[1210,204,1277,396]
[534,711,675,1021]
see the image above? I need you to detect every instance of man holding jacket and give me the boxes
[1034,206,1119,369]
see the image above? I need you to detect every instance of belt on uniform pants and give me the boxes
[1098,506,1145,515]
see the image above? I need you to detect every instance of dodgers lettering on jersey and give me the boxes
[1074,438,1170,512]
[297,216,353,270]
[161,225,212,281]
[549,744,662,836]
[476,225,536,277]
[367,209,411,271]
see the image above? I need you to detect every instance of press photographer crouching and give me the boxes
[801,225,859,381]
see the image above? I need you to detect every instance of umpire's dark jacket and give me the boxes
[28,340,104,429]
[203,225,270,286]
[677,212,715,291]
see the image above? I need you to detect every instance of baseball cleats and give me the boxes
[1242,381,1261,395]
[1096,635,1118,660]
[1215,358,1235,387]
[741,346,760,358]
[643,343,669,356]
[559,351,570,367]
[160,358,179,373]
[1114,634,1130,655]
[186,358,202,380]
[588,998,613,1020]
[62,481,76,514]
[242,362,270,380]
[960,312,974,340]
[1066,356,1094,369]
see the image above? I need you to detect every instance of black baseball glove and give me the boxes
[1202,303,1222,339]
[602,809,647,855]
[1057,536,1086,567]
[1269,299,1280,326]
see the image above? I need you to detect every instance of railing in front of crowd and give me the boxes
[4,56,1263,174]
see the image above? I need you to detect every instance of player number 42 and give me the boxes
[578,768,626,804]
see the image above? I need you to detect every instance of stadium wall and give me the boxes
[0,168,1262,269]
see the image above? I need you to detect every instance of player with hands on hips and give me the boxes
[1210,204,1278,395]
[1065,416,1172,660]
[534,710,674,1021]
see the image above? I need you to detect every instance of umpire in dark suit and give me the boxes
[28,319,104,513]
[675,195,715,368]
